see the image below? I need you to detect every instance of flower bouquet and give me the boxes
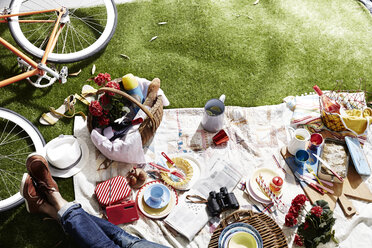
[89,73,136,139]
[285,194,337,248]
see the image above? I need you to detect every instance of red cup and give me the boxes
[213,129,229,145]
[309,133,323,150]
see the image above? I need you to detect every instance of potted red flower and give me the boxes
[285,195,338,248]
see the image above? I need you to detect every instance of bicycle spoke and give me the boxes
[69,24,91,47]
[61,23,70,53]
[0,171,12,200]
[70,23,98,44]
[0,119,9,143]
[69,13,103,35]
[0,169,23,190]
[72,17,106,29]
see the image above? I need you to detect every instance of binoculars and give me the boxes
[206,187,239,217]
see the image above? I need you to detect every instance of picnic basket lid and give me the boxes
[88,80,163,145]
[208,210,288,248]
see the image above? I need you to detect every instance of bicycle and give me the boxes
[0,0,117,88]
[0,0,117,212]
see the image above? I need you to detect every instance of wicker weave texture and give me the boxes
[88,86,163,146]
[139,95,163,144]
[320,90,367,132]
[208,210,288,248]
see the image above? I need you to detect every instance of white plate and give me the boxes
[175,155,202,190]
[136,181,178,219]
[249,167,284,201]
[245,180,272,205]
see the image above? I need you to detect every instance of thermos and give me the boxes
[122,73,144,113]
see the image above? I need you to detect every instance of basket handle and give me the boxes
[97,87,155,128]
[220,210,253,228]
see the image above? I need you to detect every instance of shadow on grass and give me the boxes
[0,204,79,247]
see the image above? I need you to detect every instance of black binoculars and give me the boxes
[206,187,239,217]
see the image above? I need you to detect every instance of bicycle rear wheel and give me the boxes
[8,0,117,63]
[0,108,45,212]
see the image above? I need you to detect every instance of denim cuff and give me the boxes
[57,202,80,221]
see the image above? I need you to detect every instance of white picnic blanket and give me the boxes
[73,101,372,248]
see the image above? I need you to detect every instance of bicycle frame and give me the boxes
[0,7,66,87]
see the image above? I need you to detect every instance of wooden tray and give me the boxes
[208,210,288,248]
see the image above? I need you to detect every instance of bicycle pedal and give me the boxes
[17,57,31,72]
[1,8,10,15]
[59,66,68,84]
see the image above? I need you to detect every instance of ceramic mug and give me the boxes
[288,127,310,155]
[150,185,164,203]
[201,95,226,133]
[309,133,324,151]
[295,150,310,167]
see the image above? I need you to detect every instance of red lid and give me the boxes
[272,176,283,187]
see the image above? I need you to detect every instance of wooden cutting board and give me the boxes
[280,147,337,210]
[280,146,361,217]
[343,162,372,202]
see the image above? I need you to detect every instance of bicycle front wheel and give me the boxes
[0,108,45,212]
[8,0,117,63]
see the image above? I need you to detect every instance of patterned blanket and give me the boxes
[73,101,372,248]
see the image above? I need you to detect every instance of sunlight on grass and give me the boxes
[0,1,372,246]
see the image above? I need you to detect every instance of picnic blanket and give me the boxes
[73,100,372,248]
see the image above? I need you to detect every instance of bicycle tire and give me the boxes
[8,0,117,63]
[0,108,45,212]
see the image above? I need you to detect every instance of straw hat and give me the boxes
[44,135,89,178]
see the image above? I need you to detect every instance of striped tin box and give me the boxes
[95,176,131,206]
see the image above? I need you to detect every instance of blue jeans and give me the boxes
[59,203,169,248]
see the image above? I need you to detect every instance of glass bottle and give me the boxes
[313,85,340,114]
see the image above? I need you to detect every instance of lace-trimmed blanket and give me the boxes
[73,101,372,248]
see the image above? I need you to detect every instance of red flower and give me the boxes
[311,206,323,217]
[94,73,106,86]
[89,100,103,117]
[103,73,111,82]
[303,221,309,230]
[292,194,307,208]
[285,212,298,227]
[94,73,111,86]
[98,116,110,126]
[105,81,120,96]
[99,93,111,106]
[288,205,299,218]
[294,234,304,246]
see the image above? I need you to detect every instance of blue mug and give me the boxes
[295,150,310,167]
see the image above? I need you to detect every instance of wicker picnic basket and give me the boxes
[208,210,288,248]
[319,90,367,132]
[88,84,163,145]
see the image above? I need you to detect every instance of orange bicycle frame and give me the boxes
[0,8,66,87]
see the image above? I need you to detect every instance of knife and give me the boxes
[294,172,324,195]
[314,154,344,182]
[295,172,334,194]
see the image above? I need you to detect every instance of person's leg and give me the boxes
[88,214,169,248]
[21,173,120,248]
[26,154,169,248]
[57,202,121,248]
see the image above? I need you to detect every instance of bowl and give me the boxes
[228,232,257,248]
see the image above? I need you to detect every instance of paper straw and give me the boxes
[256,175,287,213]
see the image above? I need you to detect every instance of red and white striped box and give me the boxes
[95,176,131,206]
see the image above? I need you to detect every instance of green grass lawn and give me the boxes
[1,0,372,247]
